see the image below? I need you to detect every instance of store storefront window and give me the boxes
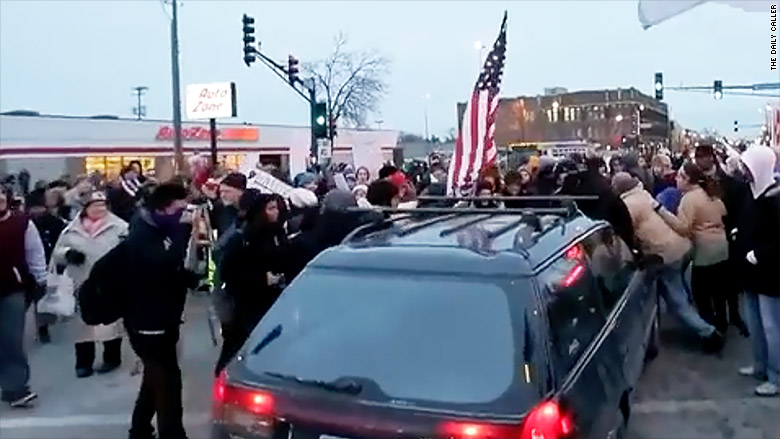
[85,156,155,178]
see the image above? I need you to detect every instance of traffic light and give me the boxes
[312,102,327,139]
[329,115,338,139]
[287,55,300,84]
[733,120,739,132]
[713,80,723,100]
[654,72,663,100]
[242,14,256,67]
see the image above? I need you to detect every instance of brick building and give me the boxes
[457,87,669,150]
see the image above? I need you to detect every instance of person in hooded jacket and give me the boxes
[286,187,319,236]
[215,194,289,375]
[123,183,196,439]
[560,157,637,252]
[736,145,780,397]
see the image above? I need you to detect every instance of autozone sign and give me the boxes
[155,125,258,142]
[185,82,237,120]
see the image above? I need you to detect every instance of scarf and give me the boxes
[82,216,107,237]
[121,178,141,198]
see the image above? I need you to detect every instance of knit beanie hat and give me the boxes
[221,172,247,191]
[84,191,108,207]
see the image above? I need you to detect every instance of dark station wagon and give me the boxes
[213,201,660,439]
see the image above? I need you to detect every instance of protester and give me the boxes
[351,184,371,208]
[613,172,724,353]
[293,172,319,193]
[127,160,148,184]
[51,192,128,377]
[737,145,780,397]
[63,176,93,221]
[123,182,196,439]
[356,166,371,186]
[26,188,67,343]
[215,193,289,375]
[367,179,400,208]
[211,172,246,237]
[657,162,730,333]
[287,187,319,235]
[0,187,46,408]
[108,166,142,223]
[651,154,677,196]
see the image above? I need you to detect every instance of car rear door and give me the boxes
[537,230,628,439]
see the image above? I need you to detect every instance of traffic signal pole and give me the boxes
[241,13,329,169]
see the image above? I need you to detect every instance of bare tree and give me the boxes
[304,33,390,128]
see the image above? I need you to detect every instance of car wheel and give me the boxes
[644,311,660,362]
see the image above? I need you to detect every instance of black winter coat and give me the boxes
[221,225,289,331]
[560,170,637,252]
[122,211,198,332]
[741,183,780,297]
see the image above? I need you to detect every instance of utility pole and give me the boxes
[170,0,184,173]
[132,86,148,120]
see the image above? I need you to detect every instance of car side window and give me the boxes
[539,248,607,378]
[582,227,637,313]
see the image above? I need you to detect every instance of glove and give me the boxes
[746,250,758,266]
[65,249,86,266]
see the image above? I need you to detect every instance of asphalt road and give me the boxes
[1,296,777,439]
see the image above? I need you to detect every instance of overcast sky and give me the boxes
[0,0,776,137]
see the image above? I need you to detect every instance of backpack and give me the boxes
[78,240,129,326]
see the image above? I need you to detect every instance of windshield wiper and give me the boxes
[263,372,363,395]
[251,324,283,355]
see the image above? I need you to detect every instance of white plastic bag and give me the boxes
[37,270,76,317]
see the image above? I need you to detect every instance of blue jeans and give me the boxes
[658,258,716,338]
[0,292,31,401]
[745,292,780,385]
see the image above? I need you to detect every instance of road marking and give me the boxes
[633,397,779,414]
[0,413,210,429]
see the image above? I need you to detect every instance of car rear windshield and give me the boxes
[243,268,538,412]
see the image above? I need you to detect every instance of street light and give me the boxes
[473,40,487,69]
[615,114,624,122]
[423,93,431,141]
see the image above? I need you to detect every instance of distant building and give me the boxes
[544,87,568,96]
[457,87,669,152]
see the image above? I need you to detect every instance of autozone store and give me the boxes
[0,114,399,182]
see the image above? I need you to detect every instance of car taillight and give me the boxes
[437,400,574,439]
[562,265,585,288]
[438,420,518,439]
[519,401,574,439]
[213,371,276,434]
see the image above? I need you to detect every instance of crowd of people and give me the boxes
[0,141,778,438]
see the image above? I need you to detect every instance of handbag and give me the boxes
[37,268,76,317]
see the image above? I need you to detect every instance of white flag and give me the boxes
[638,0,771,29]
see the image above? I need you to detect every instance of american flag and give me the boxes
[448,12,507,196]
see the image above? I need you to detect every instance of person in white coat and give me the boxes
[51,192,128,378]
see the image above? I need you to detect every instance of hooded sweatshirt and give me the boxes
[739,145,780,297]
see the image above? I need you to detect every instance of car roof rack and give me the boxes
[342,195,596,245]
